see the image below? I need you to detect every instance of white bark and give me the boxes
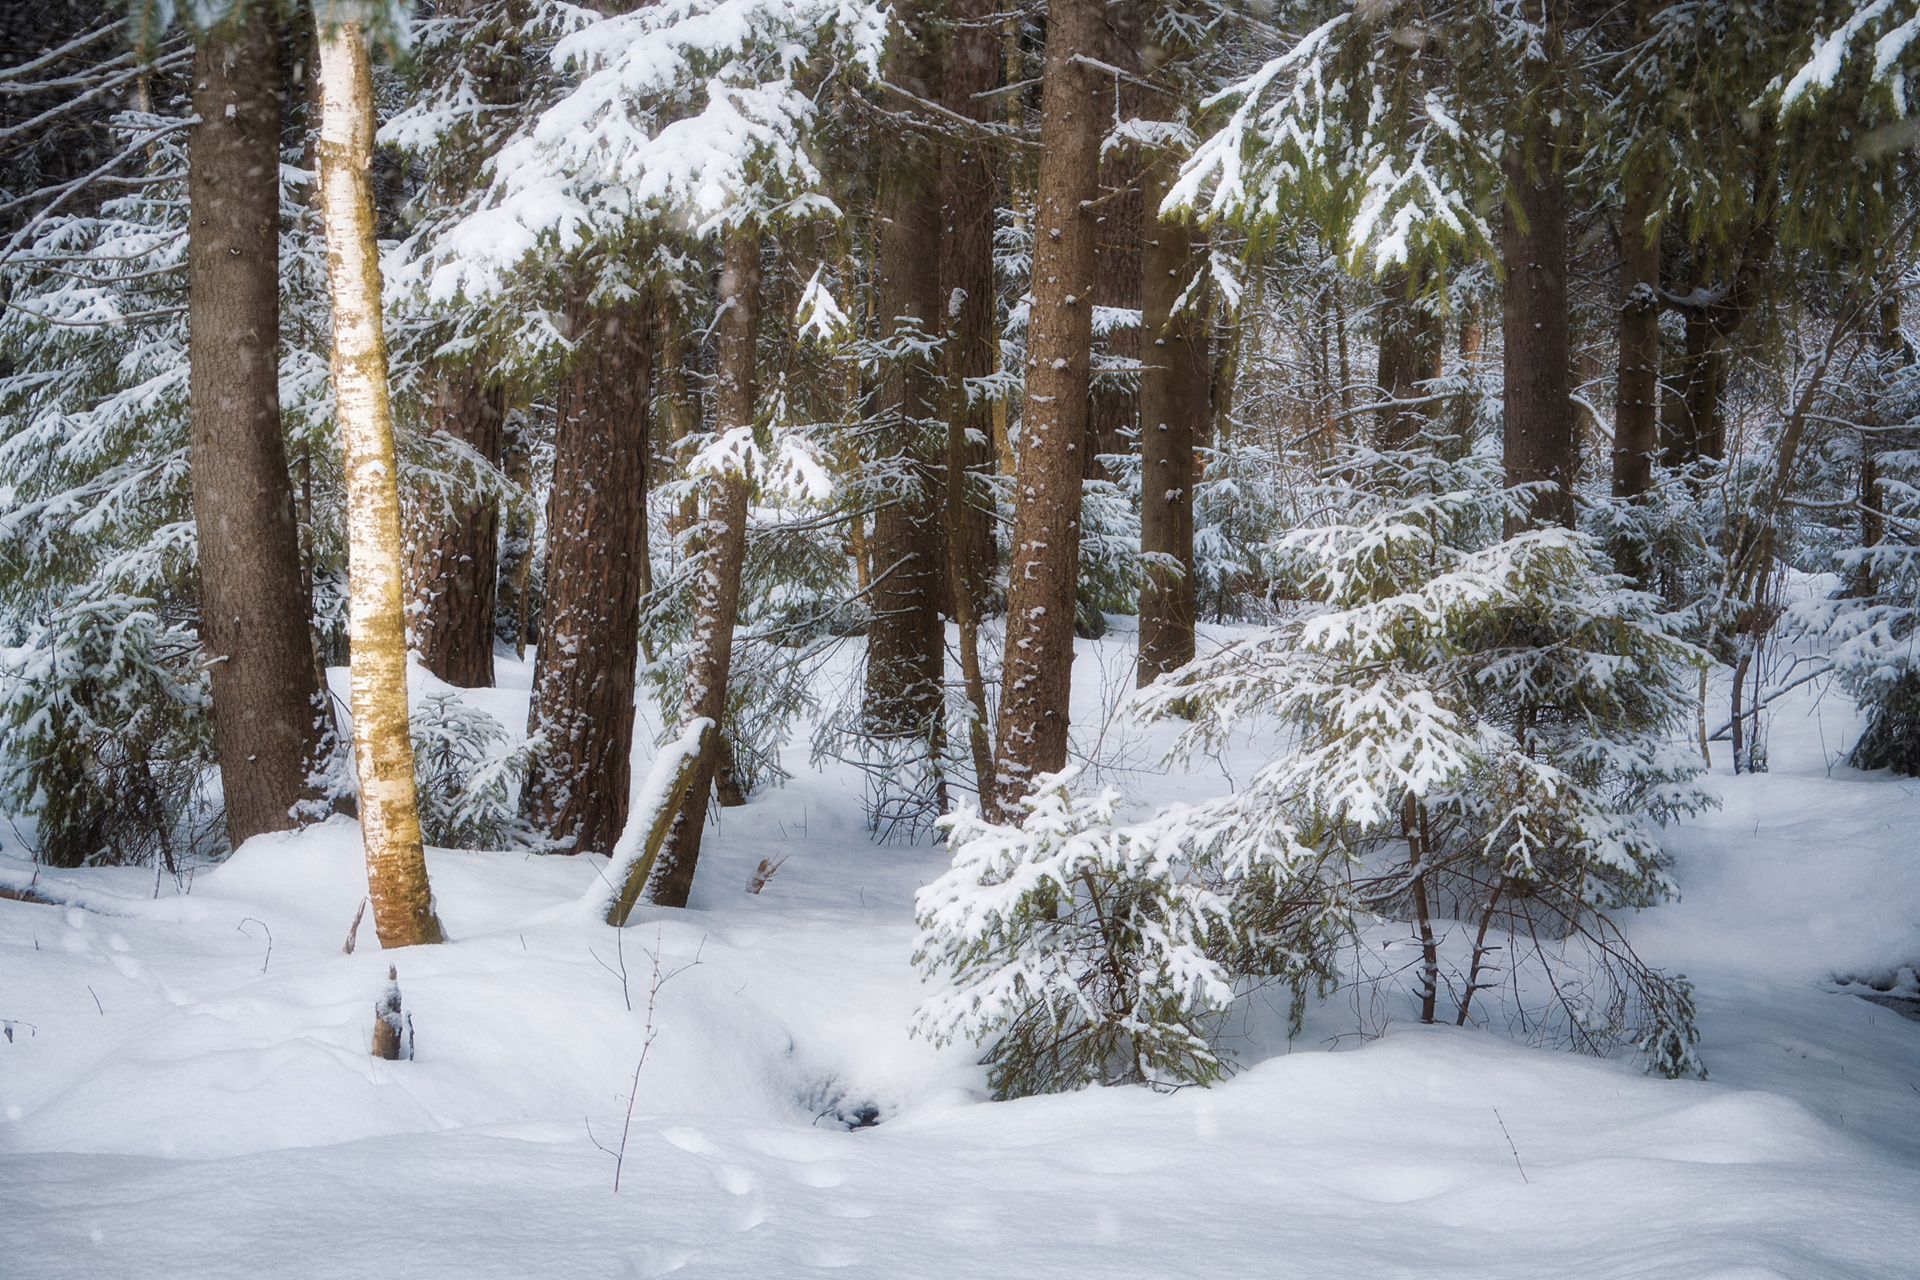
[314,11,443,948]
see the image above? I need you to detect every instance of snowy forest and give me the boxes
[3,0,1920,1274]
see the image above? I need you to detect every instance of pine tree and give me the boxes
[188,2,330,847]
[990,0,1108,814]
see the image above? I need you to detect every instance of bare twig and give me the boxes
[237,918,273,973]
[342,898,368,955]
[1493,1107,1529,1184]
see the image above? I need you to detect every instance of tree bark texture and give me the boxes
[314,13,443,948]
[863,7,947,742]
[1612,157,1661,501]
[938,0,1003,616]
[1374,266,1442,450]
[1501,112,1575,533]
[521,299,654,856]
[1135,151,1205,687]
[406,374,505,687]
[988,0,1105,814]
[189,10,328,849]
[646,228,761,909]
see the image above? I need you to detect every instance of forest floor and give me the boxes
[2,625,1918,1278]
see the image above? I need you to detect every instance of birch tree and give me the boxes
[313,5,443,948]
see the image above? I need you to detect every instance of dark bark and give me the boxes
[406,375,505,687]
[646,229,761,909]
[1612,157,1661,501]
[1501,112,1575,533]
[988,0,1105,813]
[863,7,946,742]
[937,0,1003,616]
[522,299,653,855]
[189,11,328,847]
[1135,152,1205,687]
[1374,266,1443,450]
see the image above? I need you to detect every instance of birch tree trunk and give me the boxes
[988,0,1105,815]
[314,12,443,948]
[645,227,762,909]
[189,8,329,849]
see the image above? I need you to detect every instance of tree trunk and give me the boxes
[1374,266,1441,450]
[988,0,1104,814]
[863,8,946,743]
[189,10,328,848]
[1613,159,1662,502]
[406,374,505,687]
[938,0,1003,616]
[646,228,761,909]
[313,13,442,948]
[521,299,653,856]
[1135,150,1204,687]
[1501,111,1575,534]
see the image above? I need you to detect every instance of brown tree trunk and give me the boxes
[646,229,761,909]
[314,12,442,948]
[1375,266,1442,450]
[188,10,329,849]
[1501,112,1575,533]
[938,0,1003,616]
[988,0,1104,814]
[863,8,946,743]
[1135,150,1205,687]
[406,375,505,687]
[1613,157,1662,501]
[521,299,653,856]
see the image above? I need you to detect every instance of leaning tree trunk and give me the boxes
[406,374,505,687]
[645,228,762,909]
[1501,111,1575,534]
[988,0,1105,815]
[520,299,654,856]
[1612,153,1661,503]
[1135,148,1206,687]
[863,4,946,747]
[314,11,442,948]
[188,9,328,848]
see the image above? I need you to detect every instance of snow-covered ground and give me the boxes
[3,631,1918,1278]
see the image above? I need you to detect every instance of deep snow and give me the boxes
[3,630,1918,1279]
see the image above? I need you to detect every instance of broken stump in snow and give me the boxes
[372,964,412,1060]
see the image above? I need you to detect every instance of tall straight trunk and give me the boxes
[1612,157,1662,501]
[863,9,946,742]
[1501,113,1575,533]
[1135,151,1204,686]
[1375,266,1442,449]
[189,9,328,848]
[406,374,505,687]
[521,298,653,856]
[313,12,442,948]
[939,0,1003,616]
[988,0,1104,814]
[646,228,761,909]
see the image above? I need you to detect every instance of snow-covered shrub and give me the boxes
[1191,439,1292,620]
[1795,361,1920,775]
[911,771,1239,1097]
[1142,436,1714,1077]
[409,693,543,850]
